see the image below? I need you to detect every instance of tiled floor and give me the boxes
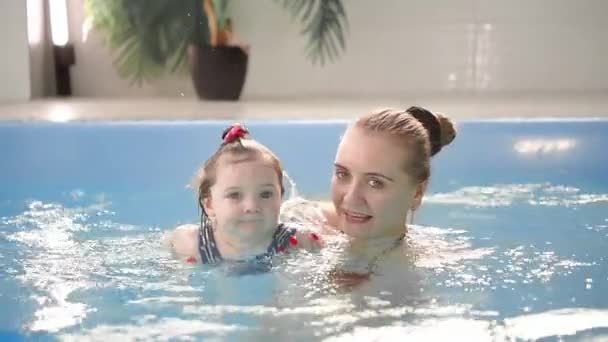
[1,93,607,122]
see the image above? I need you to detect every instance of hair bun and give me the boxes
[435,113,456,148]
[406,106,456,156]
[406,106,441,156]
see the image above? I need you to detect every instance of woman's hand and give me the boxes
[292,227,324,251]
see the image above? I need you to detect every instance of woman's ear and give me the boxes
[412,180,428,211]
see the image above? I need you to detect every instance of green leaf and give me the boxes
[276,0,348,66]
[84,0,348,84]
[85,0,210,84]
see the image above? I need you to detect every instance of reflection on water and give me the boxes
[425,182,608,207]
[503,308,608,341]
[1,184,607,340]
[514,138,577,155]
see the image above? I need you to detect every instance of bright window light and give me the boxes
[49,0,69,46]
[27,0,44,45]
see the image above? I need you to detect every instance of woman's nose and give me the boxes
[342,182,364,205]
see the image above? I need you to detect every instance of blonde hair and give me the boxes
[354,106,456,182]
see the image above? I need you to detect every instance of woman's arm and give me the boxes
[281,197,337,226]
[318,201,339,228]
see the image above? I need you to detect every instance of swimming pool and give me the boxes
[1,119,607,341]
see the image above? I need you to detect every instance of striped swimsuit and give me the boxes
[197,216,296,264]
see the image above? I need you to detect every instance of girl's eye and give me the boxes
[260,190,274,199]
[227,192,241,199]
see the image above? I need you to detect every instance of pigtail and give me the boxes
[221,123,249,146]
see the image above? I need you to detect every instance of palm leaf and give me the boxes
[85,0,348,85]
[85,0,209,85]
[278,0,348,65]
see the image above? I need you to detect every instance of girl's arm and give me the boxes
[162,224,200,263]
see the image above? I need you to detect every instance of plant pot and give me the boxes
[188,44,248,101]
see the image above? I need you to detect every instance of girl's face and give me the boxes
[204,155,282,241]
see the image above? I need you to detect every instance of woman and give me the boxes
[282,106,456,283]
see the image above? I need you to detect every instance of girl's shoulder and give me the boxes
[163,224,200,262]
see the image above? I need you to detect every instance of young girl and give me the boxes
[165,123,320,264]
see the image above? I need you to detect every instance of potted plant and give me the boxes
[85,0,348,100]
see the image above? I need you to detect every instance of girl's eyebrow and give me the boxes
[224,184,275,192]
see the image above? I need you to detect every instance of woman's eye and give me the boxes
[335,170,349,179]
[368,178,384,189]
[260,191,274,199]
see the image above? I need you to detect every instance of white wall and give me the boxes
[68,0,608,99]
[27,0,56,98]
[0,0,31,102]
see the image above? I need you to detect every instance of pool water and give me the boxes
[1,120,607,341]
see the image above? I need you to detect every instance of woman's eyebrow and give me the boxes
[335,163,395,182]
[365,172,394,182]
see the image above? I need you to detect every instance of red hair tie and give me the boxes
[222,123,248,143]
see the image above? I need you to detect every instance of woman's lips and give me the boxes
[342,210,372,224]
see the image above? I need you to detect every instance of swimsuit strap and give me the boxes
[265,223,297,255]
[197,215,222,264]
[198,220,297,264]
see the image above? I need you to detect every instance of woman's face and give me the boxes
[331,126,425,240]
